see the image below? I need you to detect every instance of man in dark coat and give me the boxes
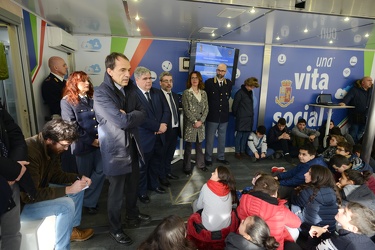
[41,56,68,117]
[339,76,373,143]
[0,104,33,250]
[93,52,150,245]
[204,63,233,166]
[134,67,171,204]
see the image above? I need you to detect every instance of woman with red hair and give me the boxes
[61,71,105,215]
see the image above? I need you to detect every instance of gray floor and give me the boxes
[71,152,296,250]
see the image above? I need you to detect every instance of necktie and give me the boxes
[145,92,152,104]
[168,93,178,125]
[81,96,88,104]
[0,138,8,157]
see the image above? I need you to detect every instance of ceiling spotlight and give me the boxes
[136,27,140,31]
[250,7,255,13]
[276,36,280,40]
[135,14,140,21]
[227,23,231,28]
[365,33,369,37]
[304,28,308,33]
[344,17,349,21]
[329,40,333,44]
[211,33,215,37]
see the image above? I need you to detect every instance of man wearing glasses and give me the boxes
[204,64,234,166]
[21,119,94,250]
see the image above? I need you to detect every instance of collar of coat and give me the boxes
[214,76,227,85]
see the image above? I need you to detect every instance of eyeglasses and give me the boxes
[56,141,71,149]
[161,79,173,83]
[216,69,226,73]
[191,77,199,80]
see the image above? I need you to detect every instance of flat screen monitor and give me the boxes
[189,42,239,83]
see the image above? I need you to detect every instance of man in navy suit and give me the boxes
[134,67,171,204]
[159,72,180,187]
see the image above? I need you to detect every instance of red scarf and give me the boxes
[207,180,230,196]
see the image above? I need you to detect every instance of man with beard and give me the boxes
[21,119,94,250]
[204,63,234,166]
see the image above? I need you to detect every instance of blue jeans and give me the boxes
[349,123,365,143]
[76,148,105,208]
[246,147,275,158]
[21,191,84,250]
[235,131,251,153]
[205,121,228,161]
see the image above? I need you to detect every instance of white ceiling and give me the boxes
[12,0,375,48]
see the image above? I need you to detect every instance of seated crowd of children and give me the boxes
[136,118,375,250]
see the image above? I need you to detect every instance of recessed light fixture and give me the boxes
[329,40,333,44]
[304,28,308,33]
[136,27,140,31]
[276,36,280,40]
[250,7,255,13]
[135,14,140,21]
[365,33,369,37]
[227,22,231,28]
[211,33,215,37]
[344,17,349,21]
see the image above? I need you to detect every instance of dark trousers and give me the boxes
[161,127,179,179]
[107,139,140,233]
[138,135,163,196]
[269,139,298,157]
[183,137,204,171]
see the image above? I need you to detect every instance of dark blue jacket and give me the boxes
[277,156,327,187]
[135,87,170,153]
[61,96,99,155]
[41,73,66,116]
[94,74,146,176]
[204,77,233,123]
[291,186,338,232]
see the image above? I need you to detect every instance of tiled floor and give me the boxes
[71,152,296,250]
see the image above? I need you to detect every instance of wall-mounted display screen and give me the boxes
[189,42,239,83]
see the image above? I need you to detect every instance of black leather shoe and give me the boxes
[159,178,171,187]
[109,231,133,245]
[205,160,212,166]
[85,206,98,215]
[138,195,150,204]
[183,170,192,176]
[154,186,166,194]
[167,173,179,180]
[217,159,230,165]
[200,167,209,172]
[137,213,151,221]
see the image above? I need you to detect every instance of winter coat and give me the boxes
[182,89,208,143]
[94,74,146,176]
[232,85,254,132]
[341,184,375,211]
[277,156,327,187]
[291,186,338,233]
[342,81,373,124]
[225,232,264,250]
[311,229,375,250]
[268,124,291,148]
[237,191,301,250]
[61,96,99,156]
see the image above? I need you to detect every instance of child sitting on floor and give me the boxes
[307,202,375,249]
[274,144,327,199]
[246,125,275,162]
[336,169,375,211]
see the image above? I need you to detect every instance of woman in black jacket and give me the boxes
[232,77,259,159]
